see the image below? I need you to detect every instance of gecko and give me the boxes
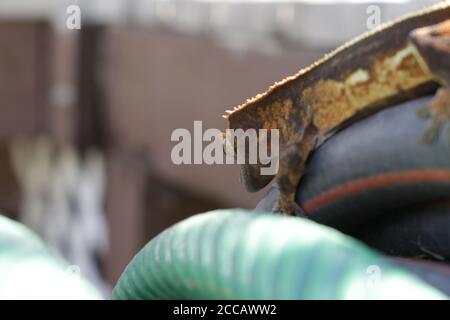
[222,1,450,216]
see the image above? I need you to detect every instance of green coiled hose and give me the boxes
[0,215,101,299]
[112,209,446,299]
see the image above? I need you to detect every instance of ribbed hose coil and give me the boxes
[112,209,446,299]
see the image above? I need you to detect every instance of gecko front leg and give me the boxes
[410,19,450,144]
[417,88,450,144]
[272,126,318,217]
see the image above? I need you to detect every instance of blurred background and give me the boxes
[0,0,442,296]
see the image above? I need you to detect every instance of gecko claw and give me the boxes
[272,197,307,218]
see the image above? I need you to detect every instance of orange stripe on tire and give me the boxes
[303,169,450,213]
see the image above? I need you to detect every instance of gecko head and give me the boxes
[221,82,285,186]
[410,19,450,85]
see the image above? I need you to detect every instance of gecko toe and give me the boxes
[416,105,431,118]
[421,120,442,144]
[272,198,307,218]
[420,87,450,145]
